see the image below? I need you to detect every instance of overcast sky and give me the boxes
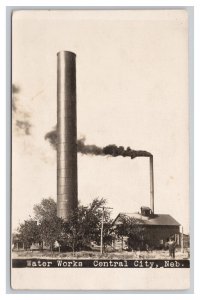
[12,10,189,233]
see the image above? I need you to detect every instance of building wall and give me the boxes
[113,225,180,250]
[141,225,180,248]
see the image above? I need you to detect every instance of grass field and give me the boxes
[12,249,189,260]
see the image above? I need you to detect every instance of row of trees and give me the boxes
[15,198,112,253]
[14,198,145,253]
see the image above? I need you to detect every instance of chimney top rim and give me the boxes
[57,50,76,57]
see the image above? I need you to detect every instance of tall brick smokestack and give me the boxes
[57,51,78,221]
[149,156,154,213]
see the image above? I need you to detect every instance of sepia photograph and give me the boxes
[11,9,190,290]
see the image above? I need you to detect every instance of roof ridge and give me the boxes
[114,212,180,226]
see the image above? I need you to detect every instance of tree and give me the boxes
[33,198,64,252]
[62,198,113,253]
[17,218,40,250]
[114,214,146,250]
[81,197,111,245]
[16,197,113,254]
[33,198,57,222]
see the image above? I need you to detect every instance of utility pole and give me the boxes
[100,206,113,255]
[100,207,104,255]
[181,226,184,253]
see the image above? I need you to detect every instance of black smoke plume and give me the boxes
[102,145,152,158]
[77,137,103,155]
[45,126,152,159]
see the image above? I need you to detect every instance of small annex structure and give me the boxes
[112,206,180,251]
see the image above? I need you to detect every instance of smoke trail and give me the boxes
[45,127,152,158]
[77,137,103,155]
[12,84,53,163]
[44,126,57,149]
[12,84,32,136]
[15,120,31,136]
[12,84,20,112]
[103,145,152,158]
[12,84,20,94]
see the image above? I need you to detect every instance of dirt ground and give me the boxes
[12,249,190,260]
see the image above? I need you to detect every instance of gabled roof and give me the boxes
[113,212,180,226]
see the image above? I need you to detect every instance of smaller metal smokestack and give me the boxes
[149,156,154,213]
